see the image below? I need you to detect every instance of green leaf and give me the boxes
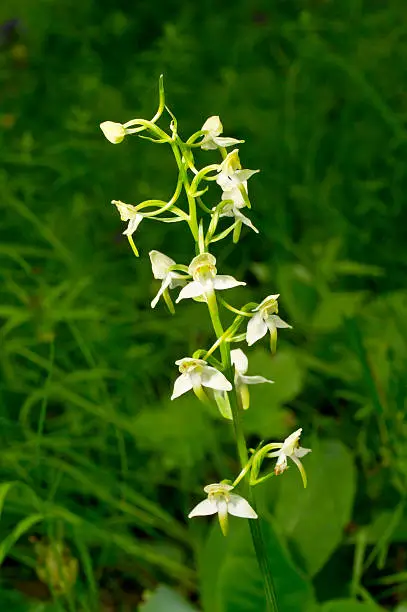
[312,292,367,332]
[320,600,385,612]
[139,585,198,611]
[133,396,216,470]
[0,482,15,518]
[199,517,316,612]
[0,514,45,566]
[274,440,356,576]
[242,348,305,438]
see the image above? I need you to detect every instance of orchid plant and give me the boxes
[100,76,311,612]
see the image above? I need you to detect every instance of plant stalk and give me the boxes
[206,290,279,612]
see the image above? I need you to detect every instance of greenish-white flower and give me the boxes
[149,251,186,309]
[176,253,245,303]
[231,348,273,410]
[246,294,291,350]
[112,200,143,237]
[267,428,311,487]
[171,357,232,400]
[216,149,259,196]
[200,116,243,151]
[100,121,127,144]
[188,482,257,536]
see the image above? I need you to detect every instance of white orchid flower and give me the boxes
[100,121,127,144]
[267,428,311,487]
[246,294,292,351]
[231,349,274,410]
[112,200,143,237]
[200,116,243,151]
[188,482,257,536]
[216,150,259,208]
[149,251,186,309]
[171,357,232,401]
[176,253,245,303]
[220,185,259,234]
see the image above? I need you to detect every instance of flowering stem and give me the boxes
[206,290,279,612]
[170,141,199,240]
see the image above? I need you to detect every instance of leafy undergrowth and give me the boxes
[1,0,407,610]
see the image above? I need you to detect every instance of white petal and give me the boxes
[175,357,207,368]
[188,498,218,518]
[200,139,218,151]
[123,214,143,236]
[282,428,303,450]
[235,210,259,233]
[213,136,244,148]
[149,250,176,279]
[176,281,205,302]
[171,373,193,400]
[216,173,234,191]
[188,252,216,277]
[204,483,234,494]
[222,187,246,208]
[246,312,268,346]
[227,494,258,519]
[201,366,232,392]
[267,449,282,458]
[213,275,246,291]
[295,447,312,458]
[112,200,139,222]
[239,374,274,385]
[169,275,187,290]
[231,348,248,374]
[151,275,172,308]
[235,169,259,182]
[254,295,280,312]
[201,115,223,135]
[270,314,292,329]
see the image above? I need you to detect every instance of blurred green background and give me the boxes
[1,0,407,610]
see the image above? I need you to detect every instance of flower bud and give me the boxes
[100,121,126,144]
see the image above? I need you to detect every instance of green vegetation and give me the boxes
[0,0,406,610]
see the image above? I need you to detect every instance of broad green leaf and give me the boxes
[320,600,385,612]
[139,585,198,611]
[243,348,304,438]
[274,440,356,576]
[312,292,367,332]
[199,517,316,612]
[133,396,216,469]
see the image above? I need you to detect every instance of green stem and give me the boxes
[206,290,279,612]
[171,134,279,612]
[171,140,199,240]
